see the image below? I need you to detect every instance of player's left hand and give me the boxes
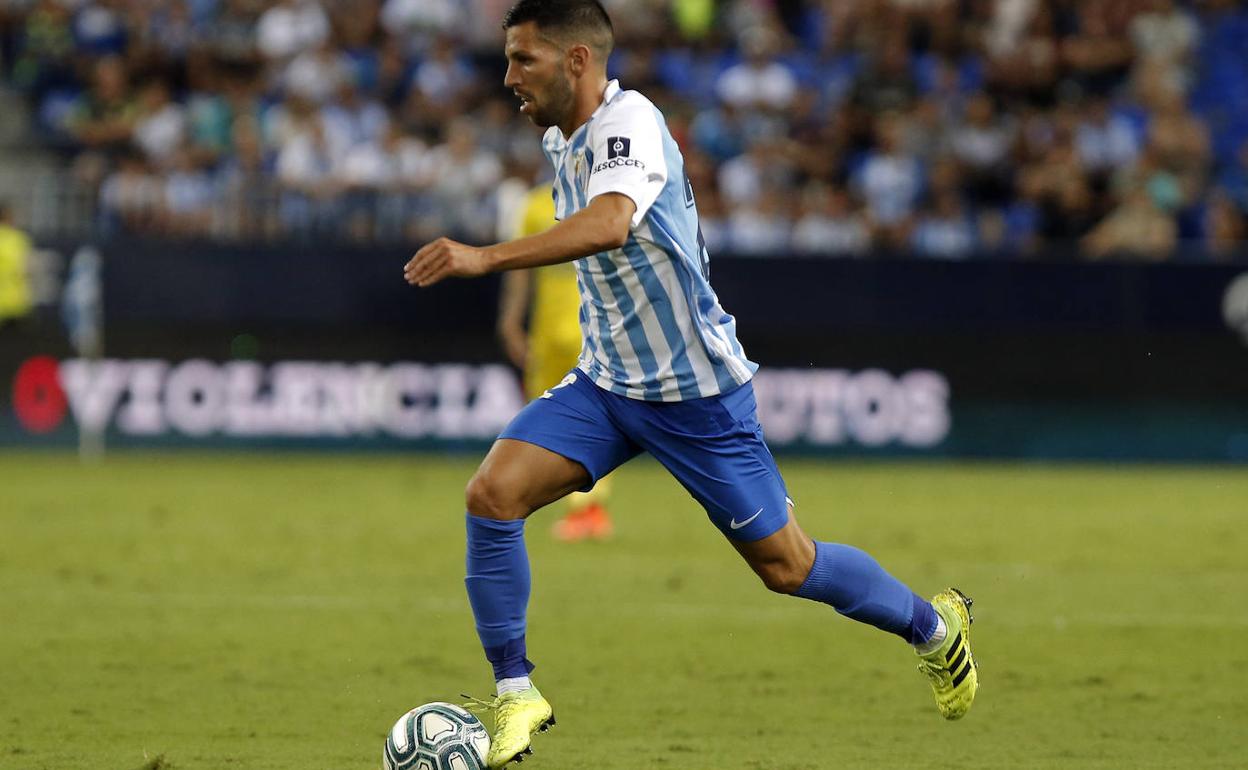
[403,237,491,287]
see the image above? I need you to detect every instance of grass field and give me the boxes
[2,451,1246,769]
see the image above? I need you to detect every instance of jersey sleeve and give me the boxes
[585,97,668,228]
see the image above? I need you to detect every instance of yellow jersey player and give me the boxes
[0,203,33,329]
[497,183,615,541]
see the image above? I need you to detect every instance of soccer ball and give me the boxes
[383,702,491,770]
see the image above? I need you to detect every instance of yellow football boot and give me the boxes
[467,687,555,768]
[917,588,979,720]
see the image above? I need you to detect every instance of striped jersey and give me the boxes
[541,79,757,402]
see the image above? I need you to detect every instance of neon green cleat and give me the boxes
[917,588,979,720]
[466,687,555,768]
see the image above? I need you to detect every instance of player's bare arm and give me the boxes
[496,269,533,368]
[403,192,635,287]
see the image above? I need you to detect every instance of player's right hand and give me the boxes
[404,237,491,287]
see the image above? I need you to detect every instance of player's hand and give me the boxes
[403,237,491,287]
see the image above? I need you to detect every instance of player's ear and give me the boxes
[567,43,590,77]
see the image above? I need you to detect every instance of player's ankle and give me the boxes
[496,676,532,695]
[914,613,947,655]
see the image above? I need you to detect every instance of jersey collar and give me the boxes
[563,79,622,143]
[595,79,622,116]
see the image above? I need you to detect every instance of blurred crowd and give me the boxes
[1,0,1247,259]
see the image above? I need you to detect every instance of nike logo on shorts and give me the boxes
[729,507,764,530]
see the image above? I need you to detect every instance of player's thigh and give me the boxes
[474,370,640,519]
[629,381,791,542]
[467,438,591,520]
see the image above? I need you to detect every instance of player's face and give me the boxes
[504,22,575,129]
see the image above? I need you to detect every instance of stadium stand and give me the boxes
[0,0,1245,260]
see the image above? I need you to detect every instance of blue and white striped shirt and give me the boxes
[541,80,757,402]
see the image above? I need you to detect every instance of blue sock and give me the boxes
[793,541,938,644]
[464,514,534,680]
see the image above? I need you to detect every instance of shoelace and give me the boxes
[460,692,501,716]
[917,658,949,685]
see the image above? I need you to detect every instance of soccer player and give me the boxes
[0,202,33,331]
[403,2,979,766]
[497,182,615,541]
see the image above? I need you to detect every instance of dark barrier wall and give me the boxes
[3,238,1248,460]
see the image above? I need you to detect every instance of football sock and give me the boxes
[464,514,534,680]
[495,676,532,695]
[914,612,947,655]
[793,541,938,644]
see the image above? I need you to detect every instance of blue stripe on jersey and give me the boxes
[593,252,663,400]
[577,258,631,397]
[620,236,704,400]
[668,254,742,394]
[574,267,600,374]
[554,164,575,221]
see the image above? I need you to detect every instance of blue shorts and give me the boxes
[499,370,791,542]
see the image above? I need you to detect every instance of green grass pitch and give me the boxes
[2,451,1246,769]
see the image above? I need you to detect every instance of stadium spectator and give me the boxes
[719,139,771,208]
[1203,191,1246,259]
[410,35,477,113]
[320,79,390,160]
[1129,0,1200,83]
[67,55,136,152]
[163,148,216,235]
[9,0,76,103]
[851,37,917,117]
[1083,184,1177,260]
[421,118,503,242]
[912,189,979,259]
[984,2,1060,102]
[854,112,923,244]
[132,79,188,167]
[715,27,798,113]
[380,0,461,48]
[73,0,128,58]
[215,115,274,239]
[791,183,871,257]
[690,101,747,164]
[275,108,338,235]
[946,92,1015,205]
[728,186,792,255]
[98,151,163,233]
[1143,77,1210,176]
[1217,141,1248,214]
[1074,94,1141,175]
[200,0,264,66]
[256,0,329,61]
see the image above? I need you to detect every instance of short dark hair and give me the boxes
[502,0,614,59]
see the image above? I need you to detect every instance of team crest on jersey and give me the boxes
[607,136,631,158]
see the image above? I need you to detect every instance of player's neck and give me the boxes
[558,75,610,139]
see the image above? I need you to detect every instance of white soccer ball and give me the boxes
[383,702,491,770]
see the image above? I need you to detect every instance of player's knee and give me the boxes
[755,559,810,595]
[465,471,526,521]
